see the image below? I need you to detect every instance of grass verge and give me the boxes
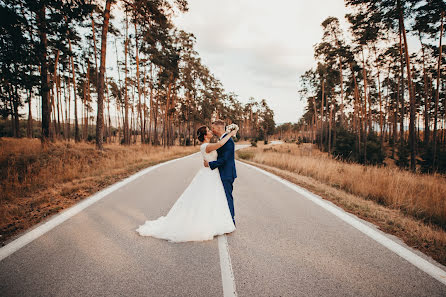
[237,144,446,266]
[0,137,198,245]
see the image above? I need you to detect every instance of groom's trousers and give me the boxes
[222,180,235,223]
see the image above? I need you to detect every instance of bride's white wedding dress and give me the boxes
[136,143,236,242]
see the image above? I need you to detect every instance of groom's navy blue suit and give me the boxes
[209,133,237,224]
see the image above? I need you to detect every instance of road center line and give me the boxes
[218,235,238,297]
[239,161,446,286]
[0,152,199,262]
[216,145,244,297]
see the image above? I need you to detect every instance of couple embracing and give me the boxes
[136,120,239,242]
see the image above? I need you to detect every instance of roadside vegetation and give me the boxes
[0,137,198,245]
[237,143,446,265]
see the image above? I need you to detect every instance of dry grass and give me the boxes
[237,143,446,229]
[0,137,198,244]
[238,159,446,266]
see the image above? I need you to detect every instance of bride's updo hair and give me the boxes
[197,126,207,142]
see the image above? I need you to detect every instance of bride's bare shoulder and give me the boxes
[200,143,208,151]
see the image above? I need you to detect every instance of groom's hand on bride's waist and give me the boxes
[203,160,209,167]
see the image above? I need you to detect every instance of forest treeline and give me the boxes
[0,0,275,148]
[297,0,446,173]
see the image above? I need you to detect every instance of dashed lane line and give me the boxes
[218,234,238,297]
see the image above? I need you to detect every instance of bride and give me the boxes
[136,126,238,242]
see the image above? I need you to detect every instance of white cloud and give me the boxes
[174,0,350,123]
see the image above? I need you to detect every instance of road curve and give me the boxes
[1,148,445,296]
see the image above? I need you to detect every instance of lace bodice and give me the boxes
[200,143,218,162]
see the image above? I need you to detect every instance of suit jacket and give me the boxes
[209,134,237,181]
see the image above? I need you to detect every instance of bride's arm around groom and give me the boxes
[205,129,237,154]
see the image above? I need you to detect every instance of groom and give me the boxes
[204,120,237,226]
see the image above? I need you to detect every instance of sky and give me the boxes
[173,0,351,124]
[24,0,424,127]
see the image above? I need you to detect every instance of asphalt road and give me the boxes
[1,147,446,296]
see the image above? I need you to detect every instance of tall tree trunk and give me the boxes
[134,22,144,144]
[130,104,134,143]
[320,78,324,150]
[37,4,51,144]
[361,48,368,163]
[398,24,405,148]
[56,69,62,137]
[328,103,332,154]
[106,77,112,143]
[123,15,130,145]
[335,38,344,126]
[51,50,60,138]
[116,102,121,143]
[50,89,56,138]
[96,0,112,150]
[392,88,398,159]
[325,91,329,149]
[65,72,70,140]
[91,11,99,84]
[154,89,159,146]
[13,85,20,137]
[7,85,14,137]
[84,61,91,140]
[419,32,430,145]
[398,2,417,172]
[396,73,402,160]
[164,76,173,148]
[170,83,177,146]
[27,88,33,138]
[68,38,80,142]
[148,64,154,144]
[351,64,361,160]
[433,10,444,170]
[142,61,147,143]
[373,45,384,150]
[311,114,315,144]
[187,92,190,144]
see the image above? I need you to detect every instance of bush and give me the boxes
[257,129,265,141]
[437,149,446,174]
[365,133,385,165]
[396,141,410,168]
[236,150,254,160]
[331,128,385,165]
[251,140,257,147]
[264,140,268,145]
[420,144,446,174]
[297,136,303,144]
[331,128,356,162]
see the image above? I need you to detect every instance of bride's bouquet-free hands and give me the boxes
[226,124,239,136]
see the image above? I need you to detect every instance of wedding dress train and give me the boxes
[136,143,235,242]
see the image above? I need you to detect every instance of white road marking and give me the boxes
[239,161,446,286]
[218,235,238,297]
[0,152,199,262]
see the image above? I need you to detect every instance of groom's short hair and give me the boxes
[212,120,225,127]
